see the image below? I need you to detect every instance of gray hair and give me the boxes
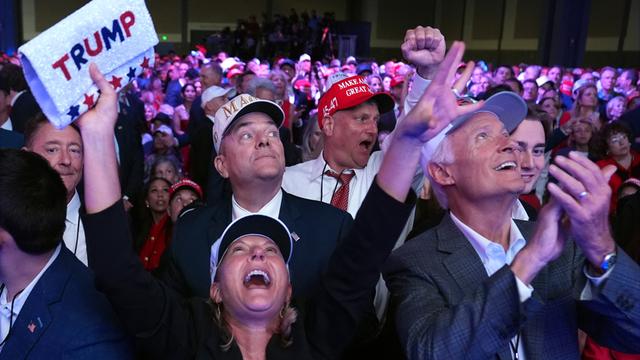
[246,77,277,97]
[424,136,455,209]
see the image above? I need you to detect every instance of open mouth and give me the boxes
[243,269,271,288]
[359,139,373,151]
[494,161,517,171]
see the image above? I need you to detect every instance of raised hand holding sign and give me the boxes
[18,0,158,129]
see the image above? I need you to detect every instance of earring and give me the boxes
[215,302,221,319]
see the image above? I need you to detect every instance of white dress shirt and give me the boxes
[3,90,26,132]
[231,189,283,221]
[0,120,11,131]
[450,212,530,359]
[0,245,61,352]
[282,79,429,320]
[283,151,393,218]
[63,191,87,266]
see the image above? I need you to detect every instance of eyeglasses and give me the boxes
[608,134,629,145]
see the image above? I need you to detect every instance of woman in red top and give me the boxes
[596,122,640,214]
[137,177,172,271]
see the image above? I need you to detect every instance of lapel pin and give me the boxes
[27,321,37,333]
[291,232,300,242]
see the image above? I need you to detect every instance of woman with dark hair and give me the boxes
[135,177,172,271]
[539,96,563,128]
[173,83,197,136]
[597,122,640,214]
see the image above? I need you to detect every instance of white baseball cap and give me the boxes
[299,53,311,62]
[211,94,285,153]
[201,86,233,109]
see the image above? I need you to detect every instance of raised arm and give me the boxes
[309,41,484,358]
[77,64,121,213]
[78,65,195,357]
[377,41,482,202]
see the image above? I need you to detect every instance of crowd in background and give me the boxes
[203,9,337,62]
[1,20,640,358]
[3,41,640,263]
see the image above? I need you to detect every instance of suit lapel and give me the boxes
[278,191,301,239]
[438,215,489,296]
[0,249,71,359]
[516,221,548,360]
[207,201,232,247]
[438,215,528,360]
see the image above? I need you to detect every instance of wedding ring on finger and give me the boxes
[577,191,589,200]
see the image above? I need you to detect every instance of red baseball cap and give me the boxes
[390,75,405,88]
[169,179,203,200]
[317,74,394,128]
[227,68,243,79]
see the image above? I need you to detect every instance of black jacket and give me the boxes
[83,180,414,359]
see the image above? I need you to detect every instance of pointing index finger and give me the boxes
[433,41,464,86]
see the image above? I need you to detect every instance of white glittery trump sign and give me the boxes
[18,0,158,128]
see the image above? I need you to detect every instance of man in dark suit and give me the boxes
[384,81,640,358]
[0,149,132,358]
[0,63,40,133]
[115,90,145,208]
[187,62,227,203]
[162,93,353,299]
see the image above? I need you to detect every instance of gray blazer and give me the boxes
[384,214,640,360]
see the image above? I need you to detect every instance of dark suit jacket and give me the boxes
[164,80,183,107]
[115,94,145,202]
[384,214,640,360]
[161,190,353,299]
[187,96,221,200]
[83,180,414,359]
[0,246,132,359]
[0,128,23,148]
[8,90,40,134]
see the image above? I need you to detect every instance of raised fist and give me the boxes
[401,26,446,77]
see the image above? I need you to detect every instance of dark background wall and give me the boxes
[14,0,640,67]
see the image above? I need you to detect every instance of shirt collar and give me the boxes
[450,212,527,267]
[66,191,81,225]
[512,199,530,221]
[0,244,61,318]
[0,120,12,131]
[308,150,364,181]
[231,189,283,221]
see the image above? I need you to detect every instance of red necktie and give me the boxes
[325,171,354,212]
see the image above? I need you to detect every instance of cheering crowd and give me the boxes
[1,23,640,360]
